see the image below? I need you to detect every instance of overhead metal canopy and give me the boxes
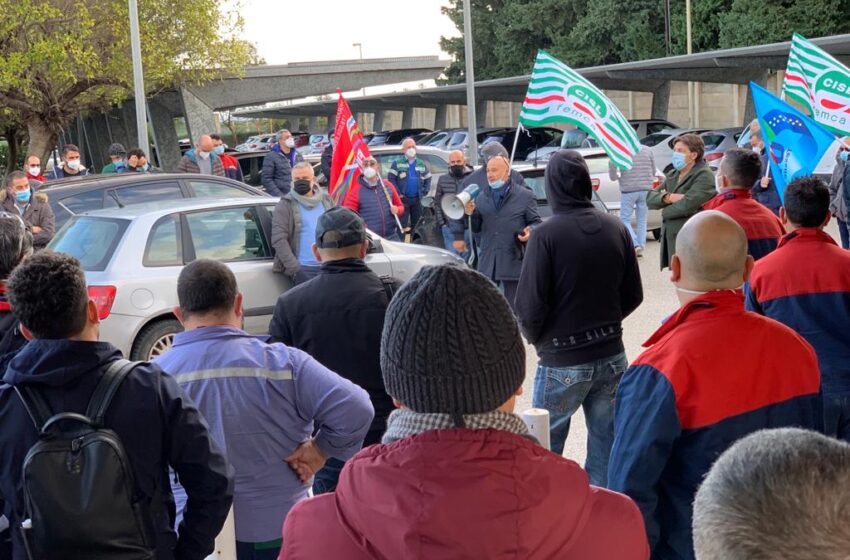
[234,34,850,119]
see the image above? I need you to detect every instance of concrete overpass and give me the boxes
[234,34,850,130]
[73,56,449,171]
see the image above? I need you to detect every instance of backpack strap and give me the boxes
[13,385,53,432]
[380,276,398,303]
[85,359,140,427]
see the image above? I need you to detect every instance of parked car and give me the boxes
[519,148,662,238]
[525,119,679,162]
[701,127,744,169]
[235,133,277,152]
[369,145,451,183]
[368,128,433,147]
[737,121,840,180]
[478,127,562,161]
[640,127,710,173]
[40,173,268,229]
[421,127,506,156]
[48,198,464,360]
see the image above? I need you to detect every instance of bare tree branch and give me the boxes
[60,77,128,105]
[0,91,35,114]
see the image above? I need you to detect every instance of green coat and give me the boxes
[647,162,716,269]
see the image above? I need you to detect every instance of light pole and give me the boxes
[353,43,365,96]
[686,0,694,127]
[462,0,478,165]
[128,0,148,153]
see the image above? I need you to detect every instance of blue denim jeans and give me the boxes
[838,219,849,250]
[441,225,470,261]
[312,457,345,495]
[620,191,648,249]
[532,352,628,487]
[824,393,850,442]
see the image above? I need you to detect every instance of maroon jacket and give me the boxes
[281,428,649,559]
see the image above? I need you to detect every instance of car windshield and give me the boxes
[640,133,671,147]
[701,133,727,151]
[49,217,130,272]
[560,129,589,149]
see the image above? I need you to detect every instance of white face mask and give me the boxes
[198,150,210,159]
[362,167,377,179]
[28,166,40,176]
[405,148,416,159]
[284,138,296,148]
[67,159,81,170]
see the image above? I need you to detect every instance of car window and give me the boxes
[422,155,448,175]
[104,181,183,208]
[641,133,670,147]
[189,180,253,199]
[374,154,403,178]
[700,134,726,151]
[49,217,129,272]
[448,131,467,148]
[647,123,669,135]
[522,172,547,202]
[144,214,182,267]
[186,207,269,261]
[584,155,611,175]
[57,189,105,214]
[425,132,449,146]
[561,129,589,149]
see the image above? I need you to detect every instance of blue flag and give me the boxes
[750,82,836,203]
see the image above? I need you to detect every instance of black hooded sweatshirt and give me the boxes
[515,150,643,367]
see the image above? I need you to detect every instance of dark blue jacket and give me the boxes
[746,228,850,395]
[470,179,541,282]
[262,144,304,197]
[343,177,403,240]
[0,340,233,560]
[608,291,822,560]
[321,144,333,184]
[752,151,781,216]
[45,166,90,181]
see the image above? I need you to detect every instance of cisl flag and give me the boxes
[330,91,372,205]
[519,50,641,170]
[783,33,850,136]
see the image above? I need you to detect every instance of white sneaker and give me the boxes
[635,246,644,257]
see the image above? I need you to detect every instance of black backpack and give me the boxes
[14,359,156,560]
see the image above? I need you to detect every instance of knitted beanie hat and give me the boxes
[381,264,525,418]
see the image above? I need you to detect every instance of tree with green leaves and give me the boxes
[0,0,254,163]
[718,0,850,48]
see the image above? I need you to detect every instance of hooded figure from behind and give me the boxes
[516,150,643,484]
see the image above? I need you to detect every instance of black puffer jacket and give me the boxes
[268,259,397,445]
[516,150,643,367]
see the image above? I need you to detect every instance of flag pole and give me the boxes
[374,166,404,234]
[509,123,523,167]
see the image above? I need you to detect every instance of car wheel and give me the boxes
[652,228,662,241]
[132,318,184,361]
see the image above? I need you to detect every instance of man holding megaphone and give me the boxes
[459,155,541,309]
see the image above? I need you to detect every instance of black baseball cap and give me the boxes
[315,207,366,249]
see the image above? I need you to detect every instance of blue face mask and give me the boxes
[671,152,688,170]
[213,146,225,155]
[15,190,31,204]
[840,150,850,162]
[489,179,506,190]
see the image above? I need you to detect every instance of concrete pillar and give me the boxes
[744,71,769,125]
[401,107,414,129]
[179,86,217,143]
[308,116,318,133]
[475,100,489,128]
[651,82,671,120]
[434,105,448,130]
[373,110,386,132]
[148,99,182,171]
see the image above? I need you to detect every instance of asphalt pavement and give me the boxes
[514,220,842,467]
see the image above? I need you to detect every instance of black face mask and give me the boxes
[293,180,313,196]
[450,164,465,178]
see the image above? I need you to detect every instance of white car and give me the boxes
[48,198,464,360]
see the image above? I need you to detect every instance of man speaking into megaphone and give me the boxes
[458,155,541,311]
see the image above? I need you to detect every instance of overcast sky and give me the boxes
[240,0,459,65]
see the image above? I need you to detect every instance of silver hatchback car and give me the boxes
[48,198,464,360]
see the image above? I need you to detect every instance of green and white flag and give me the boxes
[519,50,641,170]
[783,33,850,136]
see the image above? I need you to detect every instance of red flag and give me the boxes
[330,91,372,205]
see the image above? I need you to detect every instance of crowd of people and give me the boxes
[0,120,848,560]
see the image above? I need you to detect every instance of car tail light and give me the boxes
[88,286,117,320]
[591,178,601,191]
[705,152,724,162]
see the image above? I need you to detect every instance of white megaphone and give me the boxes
[441,184,482,220]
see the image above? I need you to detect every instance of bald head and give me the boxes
[197,135,214,152]
[486,155,510,184]
[448,150,465,166]
[673,211,751,291]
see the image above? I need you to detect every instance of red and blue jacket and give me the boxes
[703,189,785,260]
[746,228,850,395]
[608,291,822,560]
